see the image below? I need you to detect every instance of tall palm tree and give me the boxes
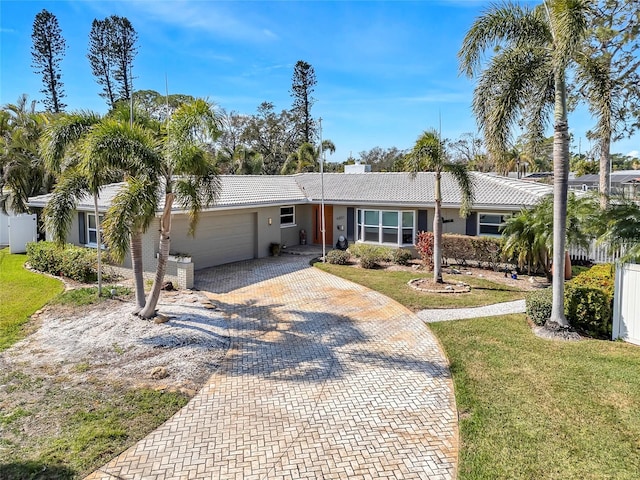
[459,0,589,327]
[405,129,474,283]
[99,99,221,319]
[40,111,128,297]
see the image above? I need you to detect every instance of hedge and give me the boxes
[524,263,615,338]
[26,241,98,283]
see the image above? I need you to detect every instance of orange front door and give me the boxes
[312,204,333,246]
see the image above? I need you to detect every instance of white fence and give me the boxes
[568,240,625,264]
[613,263,640,345]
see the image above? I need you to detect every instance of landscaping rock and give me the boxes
[150,366,169,380]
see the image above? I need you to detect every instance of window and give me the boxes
[280,206,295,227]
[87,213,104,246]
[356,209,415,246]
[478,213,509,236]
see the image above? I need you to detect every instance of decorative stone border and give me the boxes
[408,278,471,293]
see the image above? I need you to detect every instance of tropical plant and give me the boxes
[0,95,54,214]
[40,110,125,296]
[459,0,590,326]
[502,192,598,275]
[596,198,640,262]
[101,98,221,318]
[405,130,474,283]
[280,140,335,174]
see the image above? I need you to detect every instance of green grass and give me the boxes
[314,262,526,310]
[51,285,132,306]
[430,315,640,480]
[0,248,64,351]
[0,376,189,480]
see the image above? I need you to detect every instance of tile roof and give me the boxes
[28,172,551,213]
[293,172,551,209]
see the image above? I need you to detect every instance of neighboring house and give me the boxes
[27,171,552,286]
[569,170,640,199]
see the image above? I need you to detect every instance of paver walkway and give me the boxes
[86,255,458,479]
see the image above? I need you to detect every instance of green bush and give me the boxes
[326,249,351,265]
[564,264,615,338]
[392,248,413,266]
[564,285,612,338]
[525,288,553,326]
[348,244,392,262]
[27,241,97,283]
[359,252,380,269]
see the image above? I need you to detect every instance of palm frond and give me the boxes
[43,168,89,244]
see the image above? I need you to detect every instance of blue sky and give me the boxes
[1,0,638,162]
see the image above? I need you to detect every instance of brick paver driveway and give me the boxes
[86,255,458,479]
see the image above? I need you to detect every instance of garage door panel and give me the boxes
[171,212,256,268]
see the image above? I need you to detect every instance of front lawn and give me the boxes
[0,248,64,351]
[314,262,526,310]
[430,314,640,479]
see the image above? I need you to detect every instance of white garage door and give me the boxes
[172,212,257,269]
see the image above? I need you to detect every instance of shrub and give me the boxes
[525,288,553,326]
[326,249,351,265]
[27,241,97,283]
[416,231,434,270]
[359,252,380,269]
[564,263,615,338]
[392,248,413,266]
[564,285,612,338]
[348,244,392,262]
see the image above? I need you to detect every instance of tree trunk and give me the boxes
[548,71,570,328]
[433,172,443,283]
[599,132,611,210]
[130,230,145,312]
[93,195,102,297]
[139,193,174,319]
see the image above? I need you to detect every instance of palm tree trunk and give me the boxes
[549,71,570,328]
[433,172,444,283]
[130,230,145,311]
[93,194,102,297]
[599,134,611,209]
[139,193,174,319]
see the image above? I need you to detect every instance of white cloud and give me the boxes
[627,150,639,158]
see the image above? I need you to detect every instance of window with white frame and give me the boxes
[356,209,415,245]
[478,213,509,236]
[87,213,104,245]
[280,206,295,227]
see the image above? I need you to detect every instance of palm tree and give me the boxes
[459,0,589,327]
[99,99,221,319]
[596,198,640,263]
[280,140,336,175]
[405,129,474,283]
[0,95,53,214]
[40,111,126,297]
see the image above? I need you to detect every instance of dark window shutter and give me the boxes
[78,212,86,244]
[417,210,428,232]
[466,212,478,236]
[346,207,355,241]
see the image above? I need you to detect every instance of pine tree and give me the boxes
[88,17,117,107]
[88,16,138,106]
[110,16,138,102]
[31,9,66,113]
[290,60,317,144]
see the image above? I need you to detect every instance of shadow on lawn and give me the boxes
[0,461,76,480]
